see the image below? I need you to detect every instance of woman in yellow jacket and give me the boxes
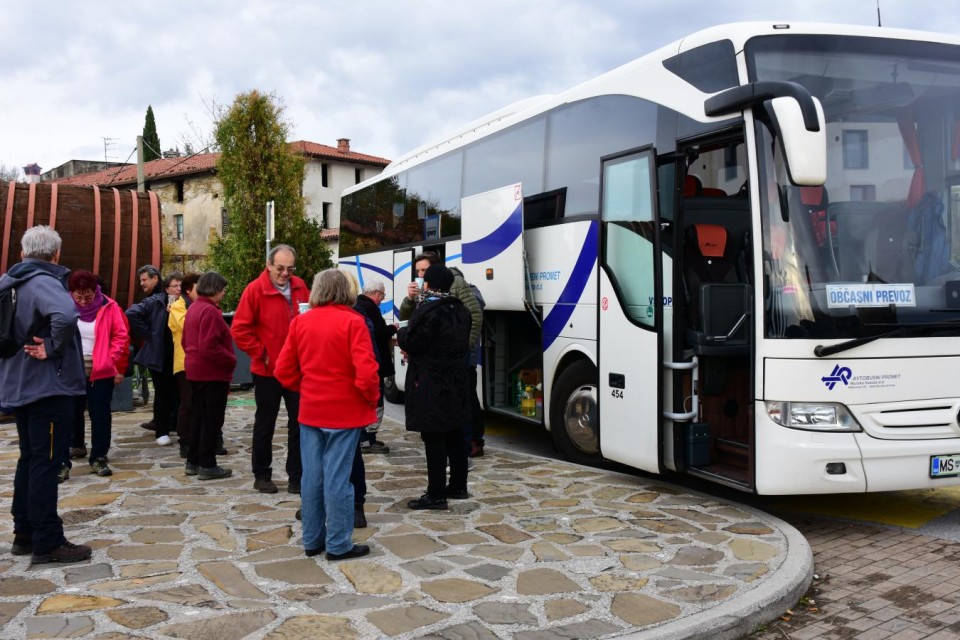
[168,273,200,459]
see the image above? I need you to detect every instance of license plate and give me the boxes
[930,454,960,478]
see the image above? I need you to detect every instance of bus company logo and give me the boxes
[822,365,852,390]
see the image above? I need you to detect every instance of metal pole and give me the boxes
[136,136,145,193]
[265,200,275,261]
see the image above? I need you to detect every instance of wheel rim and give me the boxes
[563,383,599,455]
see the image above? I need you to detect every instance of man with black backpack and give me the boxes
[0,225,91,564]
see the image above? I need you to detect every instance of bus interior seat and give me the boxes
[702,186,727,197]
[684,175,703,197]
[801,186,831,247]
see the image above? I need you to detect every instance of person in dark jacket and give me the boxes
[354,278,397,453]
[0,225,92,564]
[397,264,472,510]
[182,272,236,481]
[125,265,177,446]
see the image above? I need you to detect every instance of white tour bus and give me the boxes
[339,22,960,494]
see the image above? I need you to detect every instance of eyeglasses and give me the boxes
[272,265,295,274]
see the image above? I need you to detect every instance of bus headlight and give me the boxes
[765,401,862,432]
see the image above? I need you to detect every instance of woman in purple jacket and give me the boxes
[182,272,236,481]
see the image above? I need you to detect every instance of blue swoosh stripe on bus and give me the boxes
[338,259,394,283]
[462,204,522,264]
[445,253,461,264]
[394,262,411,278]
[542,220,598,351]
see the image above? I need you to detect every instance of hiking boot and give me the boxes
[407,494,448,510]
[198,466,232,481]
[89,458,112,477]
[355,504,367,528]
[254,478,278,494]
[139,420,155,431]
[57,464,70,484]
[326,544,370,561]
[217,444,228,455]
[31,541,92,565]
[305,545,325,557]
[155,434,172,446]
[184,462,199,476]
[11,535,31,556]
[69,446,87,459]
[362,441,390,454]
[287,479,300,494]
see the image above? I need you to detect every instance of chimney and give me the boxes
[22,163,41,184]
[337,138,350,152]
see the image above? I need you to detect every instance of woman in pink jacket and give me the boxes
[275,269,379,561]
[66,270,130,479]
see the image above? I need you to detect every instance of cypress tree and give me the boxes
[142,105,162,161]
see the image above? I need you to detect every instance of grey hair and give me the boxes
[309,269,354,307]
[196,271,228,297]
[268,244,296,263]
[137,264,160,279]
[361,278,385,295]
[21,225,62,260]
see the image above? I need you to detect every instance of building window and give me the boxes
[322,202,331,229]
[176,180,185,203]
[174,214,184,240]
[355,168,363,184]
[850,184,876,201]
[321,163,329,188]
[842,130,869,169]
[221,207,230,235]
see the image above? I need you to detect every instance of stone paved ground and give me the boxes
[750,517,960,640]
[0,392,809,639]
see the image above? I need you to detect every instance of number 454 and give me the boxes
[611,389,624,398]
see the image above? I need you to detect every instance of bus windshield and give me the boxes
[748,35,960,340]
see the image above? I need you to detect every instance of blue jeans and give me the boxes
[300,424,361,555]
[12,396,74,554]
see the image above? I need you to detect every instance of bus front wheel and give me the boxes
[550,360,602,466]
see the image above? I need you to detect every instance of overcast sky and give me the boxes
[2,1,959,174]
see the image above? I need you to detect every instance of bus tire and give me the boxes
[383,375,404,404]
[550,359,602,466]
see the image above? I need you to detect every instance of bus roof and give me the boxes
[348,21,960,195]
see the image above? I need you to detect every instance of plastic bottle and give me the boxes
[521,385,536,417]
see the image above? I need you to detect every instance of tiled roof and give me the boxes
[290,141,390,167]
[52,153,220,187]
[51,141,390,188]
[320,227,339,240]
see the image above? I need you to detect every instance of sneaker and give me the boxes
[407,494,448,510]
[287,479,300,495]
[155,435,172,446]
[295,508,302,521]
[198,466,232,481]
[139,420,155,431]
[57,464,70,484]
[31,541,92,565]
[217,444,228,456]
[444,487,470,500]
[363,441,390,454]
[69,446,87,459]
[11,535,31,556]
[354,505,367,528]
[89,458,112,477]
[254,478,278,494]
[326,544,370,561]
[470,441,484,457]
[184,462,199,476]
[305,546,325,557]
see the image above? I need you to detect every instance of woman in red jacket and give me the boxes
[275,269,379,561]
[182,272,236,481]
[65,270,130,480]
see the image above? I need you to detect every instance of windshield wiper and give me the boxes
[813,320,960,357]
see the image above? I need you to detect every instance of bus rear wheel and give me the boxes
[550,360,602,466]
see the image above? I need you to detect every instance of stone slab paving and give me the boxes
[0,392,811,639]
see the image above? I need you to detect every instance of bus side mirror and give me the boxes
[767,96,826,186]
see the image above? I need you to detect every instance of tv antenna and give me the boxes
[102,137,118,162]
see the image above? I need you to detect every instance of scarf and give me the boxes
[419,288,452,305]
[76,285,106,322]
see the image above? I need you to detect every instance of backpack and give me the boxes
[0,272,54,359]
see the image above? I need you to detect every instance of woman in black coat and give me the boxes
[397,264,472,510]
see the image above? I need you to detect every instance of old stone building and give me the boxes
[50,139,390,269]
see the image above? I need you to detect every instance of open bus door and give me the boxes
[386,248,416,401]
[597,149,663,474]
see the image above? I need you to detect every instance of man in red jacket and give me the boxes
[231,245,310,494]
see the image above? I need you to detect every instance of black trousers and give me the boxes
[421,427,467,497]
[12,396,73,554]
[251,374,302,482]
[173,372,193,443]
[187,380,228,469]
[149,368,178,437]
